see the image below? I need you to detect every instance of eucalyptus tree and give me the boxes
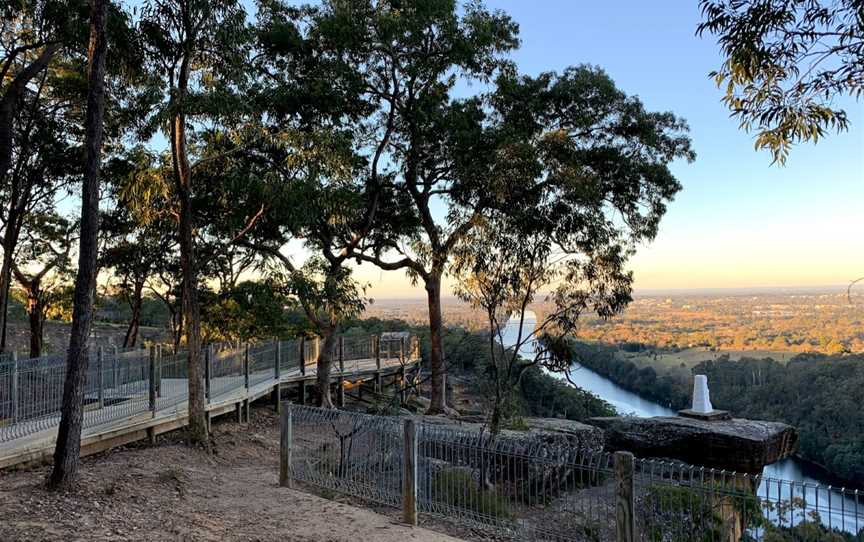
[202,125,371,408]
[138,0,252,442]
[452,66,694,434]
[305,0,521,414]
[12,212,75,358]
[50,0,110,489]
[0,0,82,186]
[100,211,173,348]
[698,0,863,164]
[194,0,376,408]
[0,1,88,351]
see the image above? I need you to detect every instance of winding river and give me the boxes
[502,312,862,533]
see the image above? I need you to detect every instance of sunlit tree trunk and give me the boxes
[424,268,446,414]
[170,48,207,444]
[316,327,336,409]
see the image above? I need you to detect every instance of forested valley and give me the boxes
[570,340,864,487]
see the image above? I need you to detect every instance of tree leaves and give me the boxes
[698,0,862,164]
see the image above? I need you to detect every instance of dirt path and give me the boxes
[0,408,461,542]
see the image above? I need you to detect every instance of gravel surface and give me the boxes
[0,407,462,542]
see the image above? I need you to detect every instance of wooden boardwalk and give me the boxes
[0,351,418,470]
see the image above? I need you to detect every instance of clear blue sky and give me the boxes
[354,0,864,296]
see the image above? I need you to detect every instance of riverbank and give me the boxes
[565,339,864,489]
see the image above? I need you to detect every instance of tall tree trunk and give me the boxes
[122,281,143,348]
[171,54,207,444]
[316,328,336,409]
[0,207,23,351]
[21,280,45,359]
[425,270,446,414]
[49,0,107,489]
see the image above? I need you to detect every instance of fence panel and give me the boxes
[249,342,276,387]
[291,405,404,508]
[287,406,864,542]
[0,333,415,450]
[209,346,245,400]
[634,458,864,541]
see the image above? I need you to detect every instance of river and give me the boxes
[502,312,862,532]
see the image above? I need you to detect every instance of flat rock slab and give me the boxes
[423,415,605,451]
[587,416,798,473]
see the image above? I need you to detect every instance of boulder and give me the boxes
[586,416,798,473]
[418,416,605,495]
[422,415,605,453]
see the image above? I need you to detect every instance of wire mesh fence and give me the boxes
[287,405,864,542]
[635,459,864,542]
[0,334,417,448]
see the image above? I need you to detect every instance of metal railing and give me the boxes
[284,405,864,542]
[0,334,418,447]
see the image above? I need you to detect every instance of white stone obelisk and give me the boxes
[691,374,713,413]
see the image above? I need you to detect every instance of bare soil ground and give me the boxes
[0,406,462,542]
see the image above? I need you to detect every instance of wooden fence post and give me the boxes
[97,346,104,409]
[402,418,418,526]
[10,351,18,424]
[279,403,293,488]
[615,451,636,542]
[337,336,345,407]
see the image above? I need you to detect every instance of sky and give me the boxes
[351,0,864,298]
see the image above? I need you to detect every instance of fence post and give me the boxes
[615,451,636,542]
[97,346,104,409]
[243,343,251,423]
[111,345,118,389]
[148,346,157,417]
[155,344,162,397]
[299,337,306,376]
[337,336,345,407]
[274,340,282,414]
[244,343,250,389]
[374,336,382,393]
[399,337,407,403]
[402,418,418,526]
[275,339,281,380]
[279,403,293,488]
[299,337,306,405]
[10,351,18,424]
[204,344,212,402]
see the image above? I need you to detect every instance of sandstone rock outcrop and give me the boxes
[586,416,798,473]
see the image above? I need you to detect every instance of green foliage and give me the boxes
[642,485,725,542]
[758,520,864,541]
[431,468,512,520]
[697,0,863,164]
[572,340,864,485]
[199,280,297,342]
[518,366,616,421]
[569,340,691,410]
